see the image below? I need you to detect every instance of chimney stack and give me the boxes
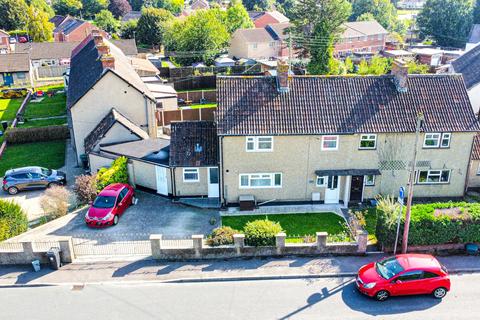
[276,59,289,93]
[392,59,408,93]
[97,43,110,56]
[93,34,103,46]
[100,55,115,69]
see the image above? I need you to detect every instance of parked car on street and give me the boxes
[2,167,66,195]
[356,254,450,301]
[85,183,135,228]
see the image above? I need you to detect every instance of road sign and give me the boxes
[399,187,405,200]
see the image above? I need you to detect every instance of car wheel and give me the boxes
[8,186,19,195]
[113,215,119,225]
[433,287,447,299]
[375,290,390,301]
[47,182,60,188]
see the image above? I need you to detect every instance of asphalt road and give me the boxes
[2,273,479,320]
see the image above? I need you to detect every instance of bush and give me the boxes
[207,226,239,246]
[96,156,129,191]
[376,201,480,248]
[40,185,74,219]
[73,174,97,204]
[244,219,283,246]
[0,199,28,241]
[5,125,69,144]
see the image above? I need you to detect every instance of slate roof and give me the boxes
[54,16,85,35]
[100,138,171,165]
[468,24,480,44]
[266,23,290,41]
[16,42,80,60]
[50,15,67,28]
[342,21,388,38]
[169,121,218,167]
[84,108,149,153]
[111,39,138,56]
[234,28,273,43]
[216,75,479,136]
[0,53,30,72]
[472,134,480,161]
[451,44,480,89]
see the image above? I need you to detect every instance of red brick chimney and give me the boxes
[97,43,110,56]
[100,55,115,69]
[93,34,103,46]
[392,59,408,93]
[276,59,289,93]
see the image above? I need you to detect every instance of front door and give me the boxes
[324,175,340,204]
[3,73,13,86]
[207,167,219,198]
[350,175,364,202]
[155,166,168,196]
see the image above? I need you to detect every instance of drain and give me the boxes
[71,284,85,291]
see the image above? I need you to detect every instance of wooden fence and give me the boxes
[156,108,216,126]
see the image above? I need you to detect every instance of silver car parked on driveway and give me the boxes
[2,166,66,195]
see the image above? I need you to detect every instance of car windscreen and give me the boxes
[92,196,116,208]
[375,257,405,279]
[41,168,52,176]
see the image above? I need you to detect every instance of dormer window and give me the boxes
[423,133,451,148]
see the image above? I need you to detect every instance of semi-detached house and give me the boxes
[215,62,480,207]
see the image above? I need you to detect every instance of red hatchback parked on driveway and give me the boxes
[85,183,135,228]
[356,254,450,301]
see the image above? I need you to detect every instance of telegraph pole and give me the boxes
[402,112,424,254]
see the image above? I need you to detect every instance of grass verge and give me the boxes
[17,118,67,128]
[0,99,22,121]
[24,93,66,119]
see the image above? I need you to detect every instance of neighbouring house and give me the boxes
[215,57,236,67]
[191,0,210,10]
[335,21,389,57]
[215,61,479,207]
[51,15,107,42]
[0,53,32,87]
[466,24,480,52]
[382,49,415,60]
[229,23,290,60]
[121,11,141,23]
[467,134,480,191]
[0,30,11,54]
[145,82,178,111]
[248,11,289,28]
[451,43,480,114]
[67,33,159,165]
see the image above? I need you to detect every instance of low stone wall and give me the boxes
[386,243,472,256]
[150,231,368,260]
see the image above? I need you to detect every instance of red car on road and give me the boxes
[85,183,135,228]
[356,254,450,301]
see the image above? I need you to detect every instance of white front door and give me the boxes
[207,167,219,198]
[155,166,168,196]
[324,175,340,204]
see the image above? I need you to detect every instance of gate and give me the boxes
[72,234,152,256]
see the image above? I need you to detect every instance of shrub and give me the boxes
[0,199,28,241]
[96,156,129,191]
[207,226,239,246]
[244,219,283,246]
[40,185,74,219]
[5,125,69,144]
[74,174,97,204]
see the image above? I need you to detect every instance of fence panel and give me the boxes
[35,65,68,79]
[160,239,194,249]
[0,242,23,253]
[33,241,60,252]
[72,237,152,256]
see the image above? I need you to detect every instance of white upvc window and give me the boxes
[417,169,451,184]
[246,136,273,152]
[269,41,275,47]
[316,176,327,187]
[239,173,282,188]
[359,134,377,149]
[183,168,199,182]
[252,43,258,49]
[321,135,339,151]
[423,133,451,148]
[364,175,375,186]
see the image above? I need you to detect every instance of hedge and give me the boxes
[0,199,28,241]
[207,226,238,246]
[244,219,283,246]
[5,125,69,144]
[96,156,129,191]
[376,202,480,247]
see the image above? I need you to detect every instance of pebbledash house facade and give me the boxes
[215,62,480,207]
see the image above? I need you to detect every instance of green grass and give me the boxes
[185,103,217,109]
[35,84,64,92]
[24,93,66,119]
[17,118,67,128]
[0,99,22,121]
[176,88,216,93]
[222,212,348,238]
[0,140,66,176]
[161,61,170,67]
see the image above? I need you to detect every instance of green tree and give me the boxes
[152,0,183,14]
[27,5,54,41]
[108,0,132,18]
[82,0,109,18]
[367,56,390,75]
[137,7,173,46]
[276,0,295,18]
[0,0,29,31]
[417,0,474,47]
[356,12,375,21]
[291,0,352,74]
[52,0,83,16]
[28,0,55,18]
[345,56,354,73]
[407,60,429,74]
[130,0,145,10]
[475,0,480,23]
[120,19,138,38]
[242,0,272,11]
[225,1,254,34]
[94,9,120,33]
[350,0,399,31]
[357,59,369,75]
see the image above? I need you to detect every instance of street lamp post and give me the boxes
[402,112,424,254]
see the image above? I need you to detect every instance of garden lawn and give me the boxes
[186,103,217,109]
[222,212,348,238]
[0,99,22,121]
[0,140,65,176]
[17,118,67,128]
[363,208,378,243]
[24,92,66,119]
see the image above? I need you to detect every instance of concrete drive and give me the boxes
[2,274,480,319]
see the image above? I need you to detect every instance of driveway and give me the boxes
[15,191,220,242]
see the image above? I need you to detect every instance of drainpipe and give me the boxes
[464,135,475,195]
[219,136,225,207]
[171,167,177,197]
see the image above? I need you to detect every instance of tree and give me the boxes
[475,0,480,24]
[356,12,375,21]
[94,9,120,33]
[417,0,474,47]
[136,7,173,46]
[357,59,369,75]
[152,0,184,14]
[129,0,145,11]
[276,0,296,19]
[120,19,138,38]
[82,0,110,19]
[291,0,352,74]
[28,0,55,18]
[350,0,399,31]
[225,1,254,34]
[367,56,390,75]
[344,56,354,73]
[108,0,132,18]
[242,0,272,11]
[407,60,429,74]
[0,0,29,31]
[52,0,83,16]
[27,5,54,41]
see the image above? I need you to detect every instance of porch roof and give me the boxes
[315,169,381,176]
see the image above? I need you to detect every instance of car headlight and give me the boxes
[364,282,376,289]
[102,213,113,221]
[85,212,90,219]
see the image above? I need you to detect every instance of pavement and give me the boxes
[1,274,480,319]
[0,254,478,286]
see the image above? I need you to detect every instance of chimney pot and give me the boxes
[101,55,115,70]
[276,59,289,93]
[97,44,110,56]
[392,59,408,93]
[93,34,103,46]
